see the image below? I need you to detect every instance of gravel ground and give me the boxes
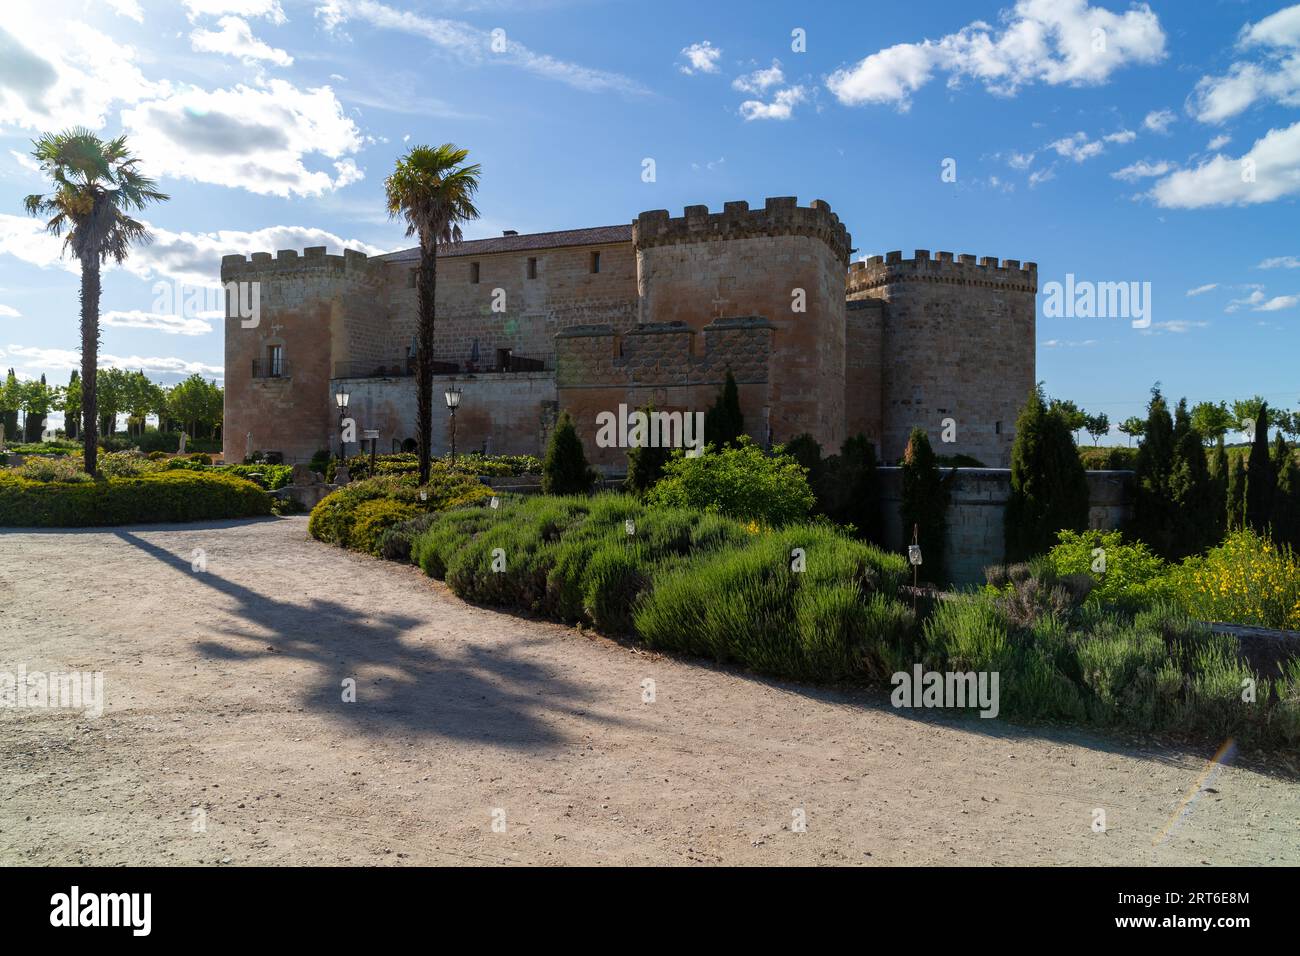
[0,517,1296,866]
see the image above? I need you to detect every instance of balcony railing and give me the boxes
[251,358,288,378]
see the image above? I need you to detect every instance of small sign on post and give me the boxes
[363,429,380,476]
[908,545,923,566]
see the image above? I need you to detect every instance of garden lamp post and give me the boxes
[444,383,463,467]
[334,386,350,462]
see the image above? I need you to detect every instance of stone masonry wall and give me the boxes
[878,467,1134,585]
[379,240,638,369]
[633,198,850,451]
[555,317,773,468]
[849,251,1037,468]
[221,247,384,464]
[845,298,883,447]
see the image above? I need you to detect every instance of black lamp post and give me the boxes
[444,383,463,467]
[334,386,350,461]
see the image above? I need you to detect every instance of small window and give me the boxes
[995,421,1003,435]
[470,262,480,284]
[268,344,283,377]
[527,257,537,279]
[590,251,601,274]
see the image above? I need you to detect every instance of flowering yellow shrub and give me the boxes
[1174,529,1300,630]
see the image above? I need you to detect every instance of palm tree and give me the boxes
[24,129,168,475]
[384,144,481,484]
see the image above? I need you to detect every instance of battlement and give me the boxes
[847,249,1038,294]
[220,246,380,282]
[633,197,852,265]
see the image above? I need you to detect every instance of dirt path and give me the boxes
[0,517,1295,866]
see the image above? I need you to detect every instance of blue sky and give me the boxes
[1,0,1297,437]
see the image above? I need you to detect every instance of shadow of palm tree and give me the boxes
[113,530,634,751]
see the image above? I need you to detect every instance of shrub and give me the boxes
[307,471,491,549]
[350,498,421,556]
[814,435,880,542]
[1172,528,1300,630]
[0,470,271,526]
[900,428,950,582]
[542,412,597,495]
[624,404,672,496]
[16,456,92,483]
[98,450,159,478]
[1005,387,1089,562]
[1040,529,1175,610]
[703,369,744,448]
[646,437,814,526]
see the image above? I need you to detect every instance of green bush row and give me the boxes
[0,470,272,527]
[307,472,492,554]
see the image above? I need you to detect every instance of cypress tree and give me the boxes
[1005,387,1090,562]
[703,369,744,448]
[1169,427,1217,558]
[1132,385,1177,557]
[1268,437,1300,548]
[817,435,880,542]
[624,404,671,496]
[781,432,823,485]
[543,411,596,495]
[1210,440,1229,540]
[1227,455,1247,531]
[1245,405,1274,532]
[901,427,950,584]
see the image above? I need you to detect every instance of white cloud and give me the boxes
[0,304,20,318]
[1142,108,1175,133]
[102,310,216,336]
[1112,159,1174,180]
[1149,121,1300,207]
[316,0,646,95]
[739,85,807,121]
[732,61,784,93]
[185,0,287,24]
[1048,131,1105,161]
[0,214,389,289]
[1188,6,1300,123]
[827,0,1166,110]
[1185,283,1218,296]
[1007,150,1035,169]
[679,41,722,75]
[1207,134,1232,150]
[1104,128,1136,143]
[0,16,168,131]
[1226,288,1299,311]
[8,149,40,173]
[1148,320,1208,333]
[191,16,293,66]
[121,79,363,198]
[1028,167,1057,187]
[1259,255,1300,269]
[1042,339,1099,347]
[107,0,145,23]
[5,345,224,379]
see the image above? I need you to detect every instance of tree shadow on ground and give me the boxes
[112,530,635,752]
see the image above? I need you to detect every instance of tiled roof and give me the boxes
[378,224,632,262]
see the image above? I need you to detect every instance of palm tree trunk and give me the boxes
[415,242,437,485]
[80,257,100,475]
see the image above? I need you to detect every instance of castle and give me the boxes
[221,197,1037,470]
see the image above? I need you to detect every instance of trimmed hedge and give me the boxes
[307,472,492,550]
[0,470,272,527]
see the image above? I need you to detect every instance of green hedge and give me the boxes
[0,470,272,527]
[307,472,491,550]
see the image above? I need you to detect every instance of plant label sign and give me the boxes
[908,545,923,566]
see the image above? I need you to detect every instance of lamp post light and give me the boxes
[334,386,350,462]
[444,383,463,467]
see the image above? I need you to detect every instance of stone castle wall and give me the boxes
[849,251,1037,467]
[879,468,1133,585]
[221,247,383,463]
[633,198,851,450]
[379,240,638,369]
[554,316,773,465]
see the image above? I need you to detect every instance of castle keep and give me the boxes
[221,197,1036,469]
